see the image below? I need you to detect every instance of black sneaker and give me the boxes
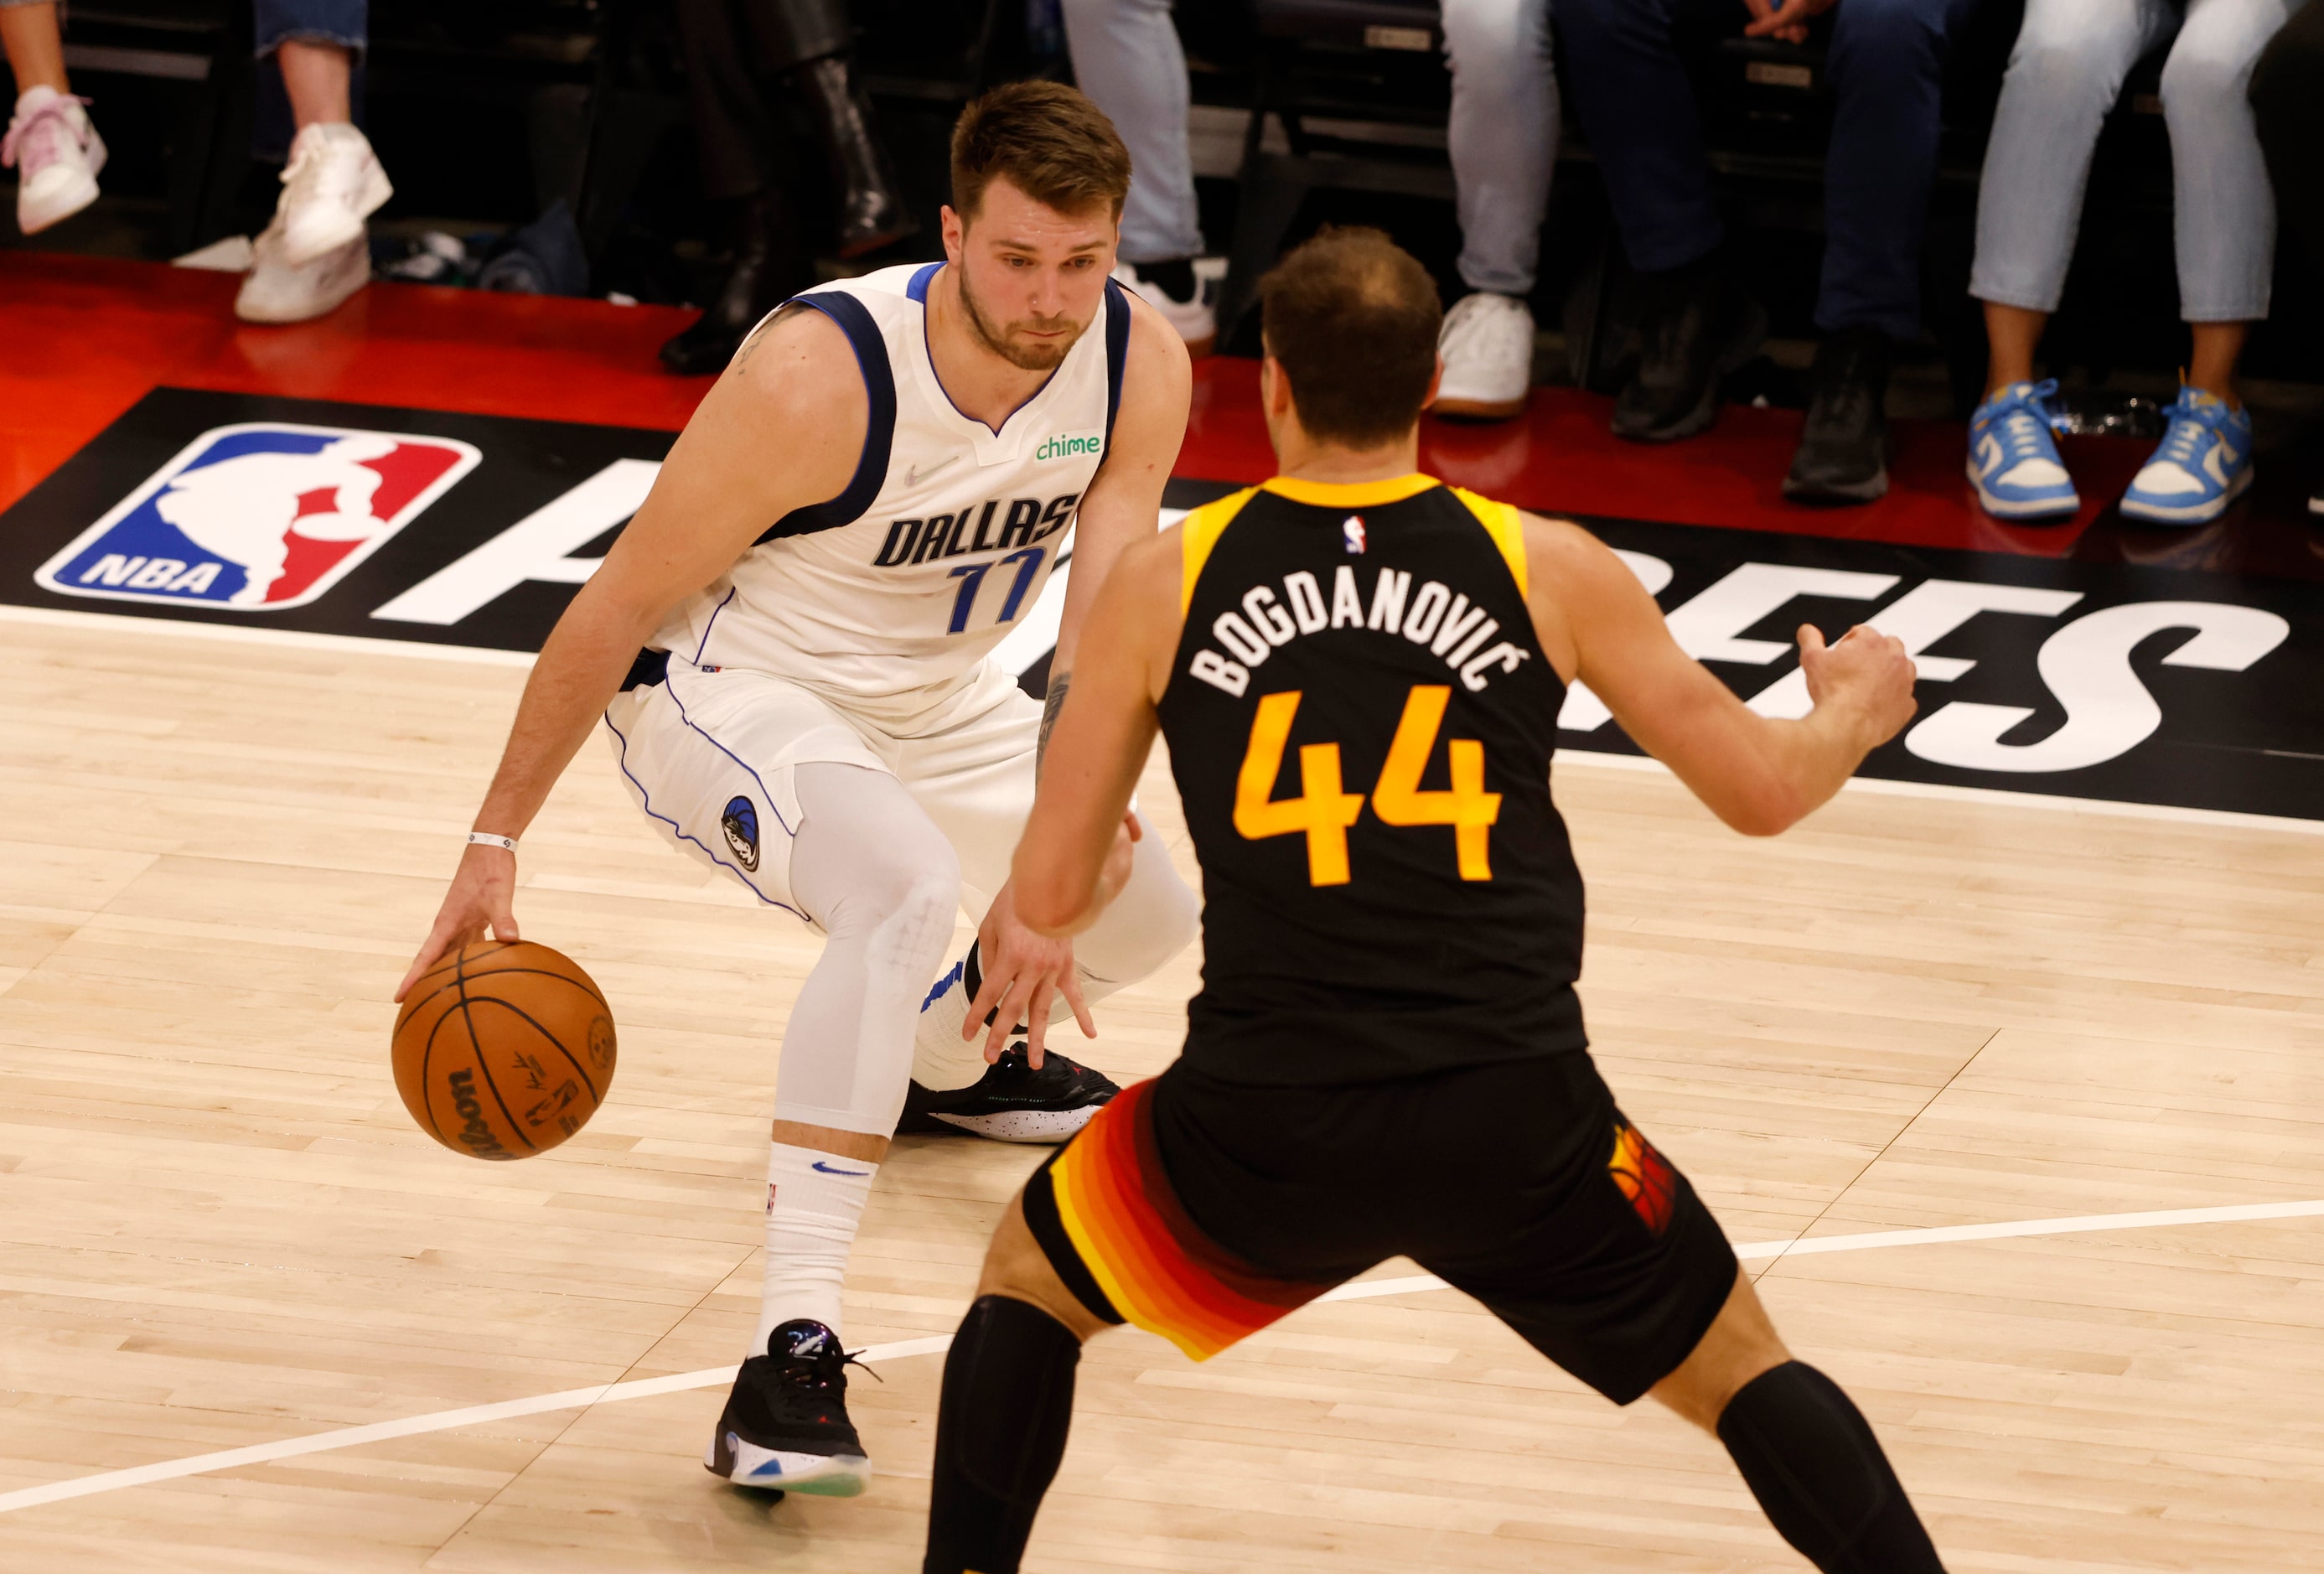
[1784,327,1893,505]
[704,1319,871,1496]
[1611,259,1768,443]
[898,1039,1119,1144]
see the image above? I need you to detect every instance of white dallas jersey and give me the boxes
[654,261,1130,707]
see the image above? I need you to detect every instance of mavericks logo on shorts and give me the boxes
[722,795,761,872]
[34,422,479,611]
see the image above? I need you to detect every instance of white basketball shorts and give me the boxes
[599,657,1043,926]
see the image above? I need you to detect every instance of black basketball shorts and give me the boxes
[1021,1053,1739,1405]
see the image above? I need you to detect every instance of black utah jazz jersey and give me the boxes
[1157,474,1587,1089]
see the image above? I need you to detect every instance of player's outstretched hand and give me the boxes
[394,844,520,1002]
[1797,624,1918,748]
[967,881,1097,1070]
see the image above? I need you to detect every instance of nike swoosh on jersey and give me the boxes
[906,454,960,487]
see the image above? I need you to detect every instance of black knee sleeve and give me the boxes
[1716,1362,1945,1574]
[924,1295,1081,1574]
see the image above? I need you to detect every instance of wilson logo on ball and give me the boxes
[392,940,617,1160]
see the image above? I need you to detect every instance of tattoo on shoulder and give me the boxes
[1037,674,1072,772]
[727,303,801,376]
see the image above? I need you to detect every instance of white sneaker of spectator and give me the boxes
[273,122,391,266]
[1435,292,1535,421]
[4,86,106,236]
[1111,259,1216,356]
[235,211,370,324]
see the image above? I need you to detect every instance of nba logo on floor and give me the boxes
[34,422,480,611]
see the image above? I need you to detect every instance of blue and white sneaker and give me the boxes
[2119,388,2254,526]
[1967,379,2080,521]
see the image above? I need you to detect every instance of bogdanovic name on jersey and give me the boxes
[1188,562,1534,697]
[870,490,1079,567]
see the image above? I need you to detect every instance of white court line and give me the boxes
[3,1199,2317,1516]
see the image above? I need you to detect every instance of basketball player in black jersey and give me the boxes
[919,228,1939,1574]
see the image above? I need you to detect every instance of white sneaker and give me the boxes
[1113,260,1217,357]
[1435,292,1535,421]
[235,211,371,324]
[274,122,391,266]
[4,86,106,236]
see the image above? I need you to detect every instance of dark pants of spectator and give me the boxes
[1556,0,1977,340]
[677,0,851,200]
[2251,0,2324,280]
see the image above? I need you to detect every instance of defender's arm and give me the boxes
[1012,526,1183,935]
[1520,515,1917,836]
[396,311,866,997]
[1037,296,1191,760]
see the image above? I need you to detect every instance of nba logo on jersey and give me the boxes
[34,422,480,611]
[1343,515,1367,554]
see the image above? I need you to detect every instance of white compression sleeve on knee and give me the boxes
[910,826,1200,1093]
[757,1143,877,1349]
[772,764,964,1135]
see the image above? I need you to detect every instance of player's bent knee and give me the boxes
[979,1192,1113,1342]
[1650,1267,1791,1432]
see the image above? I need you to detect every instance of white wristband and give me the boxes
[467,832,519,854]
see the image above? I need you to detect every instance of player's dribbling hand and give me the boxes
[394,844,520,1002]
[1797,624,1918,747]
[966,881,1097,1069]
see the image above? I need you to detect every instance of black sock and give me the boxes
[1716,1362,1945,1574]
[924,1295,1081,1574]
[1131,256,1196,303]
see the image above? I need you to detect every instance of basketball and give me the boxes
[391,940,617,1161]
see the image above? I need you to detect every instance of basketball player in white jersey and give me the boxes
[394,82,1200,1498]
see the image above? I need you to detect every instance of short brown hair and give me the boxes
[950,82,1132,222]
[1258,227,1442,448]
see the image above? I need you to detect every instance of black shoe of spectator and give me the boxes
[660,190,807,377]
[1783,328,1893,505]
[1611,258,1767,443]
[796,56,919,260]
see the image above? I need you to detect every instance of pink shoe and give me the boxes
[3,86,106,235]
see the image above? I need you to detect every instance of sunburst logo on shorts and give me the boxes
[1608,1116,1677,1235]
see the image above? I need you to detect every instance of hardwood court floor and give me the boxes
[2,608,2321,1572]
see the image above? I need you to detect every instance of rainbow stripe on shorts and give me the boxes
[1032,1078,1334,1361]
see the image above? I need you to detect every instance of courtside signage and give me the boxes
[3,390,2319,822]
[34,423,479,611]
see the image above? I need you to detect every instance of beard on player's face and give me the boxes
[956,261,1086,373]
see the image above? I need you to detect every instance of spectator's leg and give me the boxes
[737,0,912,259]
[1435,0,1555,419]
[236,1,381,321]
[2160,0,2301,381]
[1442,0,1556,298]
[1969,0,2171,390]
[2113,0,2293,526]
[3,0,105,236]
[1,3,68,96]
[661,0,814,375]
[1554,0,1717,272]
[1059,0,1214,350]
[1818,0,1966,342]
[1061,0,1201,267]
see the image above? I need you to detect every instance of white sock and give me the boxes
[756,1142,877,1354]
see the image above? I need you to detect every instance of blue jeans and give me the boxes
[1558,0,1974,339]
[1060,0,1202,262]
[1442,0,1560,296]
[255,0,365,59]
[1972,0,2307,323]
